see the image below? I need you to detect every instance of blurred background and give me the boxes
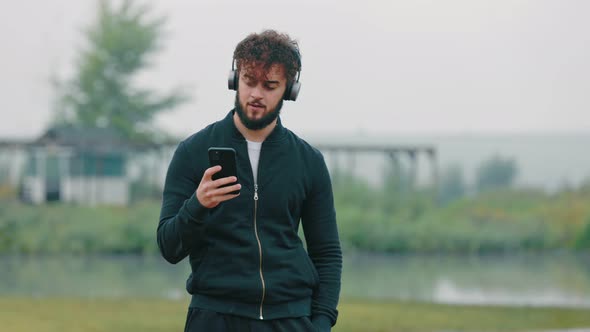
[1,0,590,331]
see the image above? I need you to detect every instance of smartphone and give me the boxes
[208,147,240,195]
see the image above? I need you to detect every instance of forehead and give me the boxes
[240,62,286,81]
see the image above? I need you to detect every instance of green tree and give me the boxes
[475,155,518,192]
[53,0,188,143]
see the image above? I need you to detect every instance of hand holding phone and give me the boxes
[196,147,241,209]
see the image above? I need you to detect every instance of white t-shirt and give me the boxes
[246,140,262,184]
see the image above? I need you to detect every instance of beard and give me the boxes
[234,92,283,131]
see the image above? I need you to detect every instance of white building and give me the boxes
[21,126,133,206]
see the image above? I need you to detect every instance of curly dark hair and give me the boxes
[233,30,301,83]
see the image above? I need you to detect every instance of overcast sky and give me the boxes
[1,0,589,139]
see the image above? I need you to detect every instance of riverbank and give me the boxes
[1,297,589,332]
[1,183,590,255]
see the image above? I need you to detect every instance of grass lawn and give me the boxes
[1,297,590,332]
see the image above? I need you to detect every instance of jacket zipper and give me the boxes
[253,183,266,319]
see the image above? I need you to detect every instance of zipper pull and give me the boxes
[254,184,258,201]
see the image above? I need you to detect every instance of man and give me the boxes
[157,30,342,332]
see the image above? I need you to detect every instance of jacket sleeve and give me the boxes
[157,141,209,264]
[301,153,342,331]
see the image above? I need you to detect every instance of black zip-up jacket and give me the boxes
[157,111,342,331]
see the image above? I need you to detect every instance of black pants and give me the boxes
[184,307,318,332]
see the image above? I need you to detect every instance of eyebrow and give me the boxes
[243,74,280,85]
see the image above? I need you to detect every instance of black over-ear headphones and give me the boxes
[227,46,302,101]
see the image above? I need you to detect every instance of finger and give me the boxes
[214,192,241,203]
[208,183,242,197]
[211,176,238,188]
[202,165,222,181]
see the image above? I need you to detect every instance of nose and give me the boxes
[250,84,264,99]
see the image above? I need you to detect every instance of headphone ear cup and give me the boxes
[228,70,238,90]
[284,81,301,101]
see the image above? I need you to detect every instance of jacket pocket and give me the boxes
[190,246,210,290]
[299,247,320,287]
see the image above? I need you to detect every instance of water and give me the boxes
[2,252,590,308]
[343,252,590,308]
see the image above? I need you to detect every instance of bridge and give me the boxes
[313,142,438,189]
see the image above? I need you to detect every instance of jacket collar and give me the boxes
[224,109,287,143]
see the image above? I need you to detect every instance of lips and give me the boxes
[248,103,265,111]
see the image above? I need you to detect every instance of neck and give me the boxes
[233,112,277,142]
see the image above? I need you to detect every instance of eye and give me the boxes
[242,76,256,86]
